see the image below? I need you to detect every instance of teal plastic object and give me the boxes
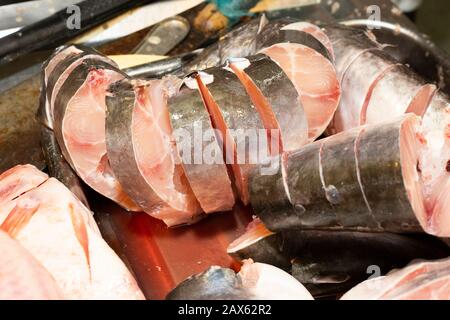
[209,0,258,21]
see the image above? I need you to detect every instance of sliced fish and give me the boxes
[260,43,340,141]
[195,67,266,205]
[168,74,235,213]
[50,53,139,211]
[106,77,202,226]
[281,21,335,61]
[332,49,399,133]
[251,115,427,233]
[228,54,308,152]
[420,91,450,236]
[323,24,381,82]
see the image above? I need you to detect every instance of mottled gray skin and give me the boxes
[253,18,295,50]
[40,126,89,209]
[320,129,379,230]
[105,79,170,216]
[253,118,422,233]
[231,229,450,298]
[201,67,265,202]
[52,58,123,172]
[357,120,422,232]
[248,155,296,230]
[166,266,251,300]
[284,142,340,231]
[256,29,332,61]
[238,54,308,151]
[203,67,265,133]
[167,76,235,213]
[182,17,266,73]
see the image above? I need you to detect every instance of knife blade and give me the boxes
[0,0,82,31]
[0,0,159,65]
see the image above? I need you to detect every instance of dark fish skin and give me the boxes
[287,231,450,298]
[230,229,450,299]
[251,116,423,233]
[166,266,249,300]
[105,79,155,212]
[36,45,107,210]
[320,129,378,230]
[229,232,291,271]
[105,77,202,225]
[167,75,235,213]
[200,66,265,204]
[38,44,110,130]
[201,67,264,136]
[180,42,221,74]
[38,46,72,130]
[253,17,296,48]
[233,54,308,151]
[355,120,422,232]
[52,58,123,171]
[181,16,266,73]
[284,142,341,229]
[45,46,107,112]
[40,126,89,209]
[248,155,297,230]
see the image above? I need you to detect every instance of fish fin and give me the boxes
[68,203,91,280]
[311,273,351,284]
[1,200,40,238]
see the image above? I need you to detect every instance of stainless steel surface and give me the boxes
[124,49,203,78]
[133,16,191,55]
[0,0,82,30]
